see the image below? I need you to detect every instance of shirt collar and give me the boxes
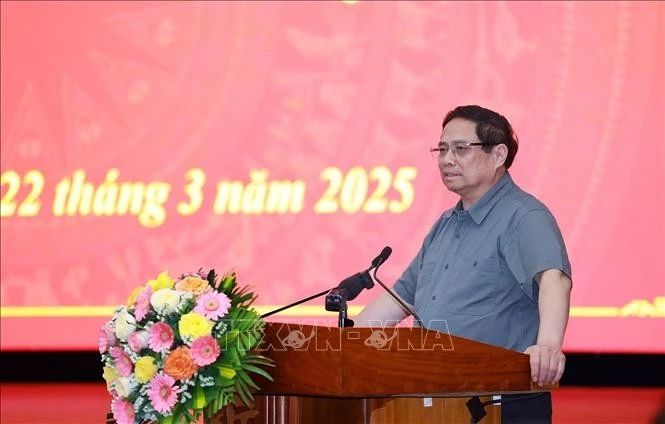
[441,172,515,224]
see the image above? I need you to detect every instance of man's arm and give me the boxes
[354,291,411,327]
[525,268,572,386]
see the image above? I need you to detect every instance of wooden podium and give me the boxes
[213,322,550,424]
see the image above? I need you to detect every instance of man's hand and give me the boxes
[524,344,566,386]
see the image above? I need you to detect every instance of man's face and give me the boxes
[437,118,503,204]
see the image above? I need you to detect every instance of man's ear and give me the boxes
[494,144,508,168]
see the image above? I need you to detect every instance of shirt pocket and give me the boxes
[444,256,500,316]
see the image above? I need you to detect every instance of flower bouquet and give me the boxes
[100,269,273,424]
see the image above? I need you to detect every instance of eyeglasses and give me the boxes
[429,141,501,159]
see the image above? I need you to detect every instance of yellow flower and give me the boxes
[179,312,213,339]
[102,366,119,391]
[147,271,174,291]
[134,356,158,383]
[126,286,143,307]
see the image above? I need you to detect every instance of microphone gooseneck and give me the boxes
[370,257,424,327]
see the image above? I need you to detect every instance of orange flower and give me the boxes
[175,276,211,296]
[163,346,198,380]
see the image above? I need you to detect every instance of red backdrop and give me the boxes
[1,1,663,352]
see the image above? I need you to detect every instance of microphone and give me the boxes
[368,246,392,271]
[325,246,392,313]
[261,248,393,320]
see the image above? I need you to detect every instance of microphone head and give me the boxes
[380,246,392,262]
[371,246,393,268]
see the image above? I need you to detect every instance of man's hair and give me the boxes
[442,105,519,169]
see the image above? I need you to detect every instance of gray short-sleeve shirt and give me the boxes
[393,173,571,352]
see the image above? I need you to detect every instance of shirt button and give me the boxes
[432,295,436,300]
[444,264,449,270]
[455,234,460,239]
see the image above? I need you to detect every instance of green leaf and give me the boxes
[181,409,195,423]
[245,333,258,350]
[168,404,184,424]
[243,354,274,365]
[240,332,254,351]
[215,387,232,410]
[206,269,217,287]
[225,329,239,342]
[213,373,234,387]
[224,346,241,364]
[242,364,274,381]
[217,365,237,380]
[238,369,260,390]
[194,383,207,409]
[183,395,195,411]
[221,273,236,293]
[234,377,252,406]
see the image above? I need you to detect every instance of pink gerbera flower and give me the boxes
[98,325,109,354]
[190,335,221,366]
[148,323,174,352]
[194,291,231,320]
[134,286,153,322]
[110,347,133,377]
[147,372,179,414]
[99,322,117,354]
[111,398,135,424]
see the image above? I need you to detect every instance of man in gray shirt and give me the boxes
[356,105,572,423]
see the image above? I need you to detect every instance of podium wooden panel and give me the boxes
[212,322,549,424]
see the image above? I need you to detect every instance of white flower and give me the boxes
[114,310,137,341]
[178,291,194,306]
[150,289,181,314]
[112,376,137,398]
